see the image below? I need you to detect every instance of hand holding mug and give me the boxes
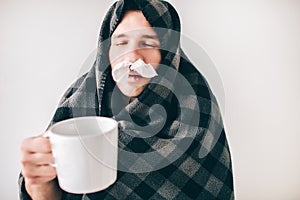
[20,135,56,185]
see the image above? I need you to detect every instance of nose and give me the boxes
[123,47,144,63]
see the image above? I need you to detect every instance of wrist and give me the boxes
[25,179,62,200]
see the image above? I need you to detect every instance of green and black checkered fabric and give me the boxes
[19,0,234,199]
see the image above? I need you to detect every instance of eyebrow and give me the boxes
[141,35,159,40]
[112,33,159,41]
[112,34,127,39]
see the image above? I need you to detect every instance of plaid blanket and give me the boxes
[19,0,234,199]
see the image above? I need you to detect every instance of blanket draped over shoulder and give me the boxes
[19,0,234,199]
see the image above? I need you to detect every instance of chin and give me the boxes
[117,84,146,97]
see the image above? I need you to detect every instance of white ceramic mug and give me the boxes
[44,116,118,194]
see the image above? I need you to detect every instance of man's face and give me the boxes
[109,11,161,97]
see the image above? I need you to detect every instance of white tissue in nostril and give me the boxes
[111,60,132,83]
[111,59,158,83]
[129,59,158,78]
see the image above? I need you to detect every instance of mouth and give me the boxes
[127,74,143,82]
[128,69,143,77]
[129,74,142,77]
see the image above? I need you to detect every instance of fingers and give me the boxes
[20,135,57,185]
[21,136,51,153]
[21,161,57,185]
[21,152,54,165]
[22,164,56,177]
[21,163,57,185]
[24,174,57,185]
[21,135,54,166]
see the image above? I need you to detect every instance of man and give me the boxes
[19,0,234,199]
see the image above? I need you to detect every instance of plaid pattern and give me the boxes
[19,0,234,199]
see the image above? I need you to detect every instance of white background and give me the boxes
[1,0,300,199]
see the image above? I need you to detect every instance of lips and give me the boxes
[128,68,143,78]
[129,74,142,78]
[129,70,142,77]
[127,73,144,83]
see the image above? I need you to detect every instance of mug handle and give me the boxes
[43,132,57,168]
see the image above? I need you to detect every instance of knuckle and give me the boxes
[20,153,33,165]
[20,157,28,165]
[20,139,29,152]
[21,170,31,178]
[20,154,32,165]
[26,177,37,185]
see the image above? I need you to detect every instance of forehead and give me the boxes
[112,11,157,37]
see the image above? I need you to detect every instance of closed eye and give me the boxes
[140,41,160,48]
[114,41,128,46]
